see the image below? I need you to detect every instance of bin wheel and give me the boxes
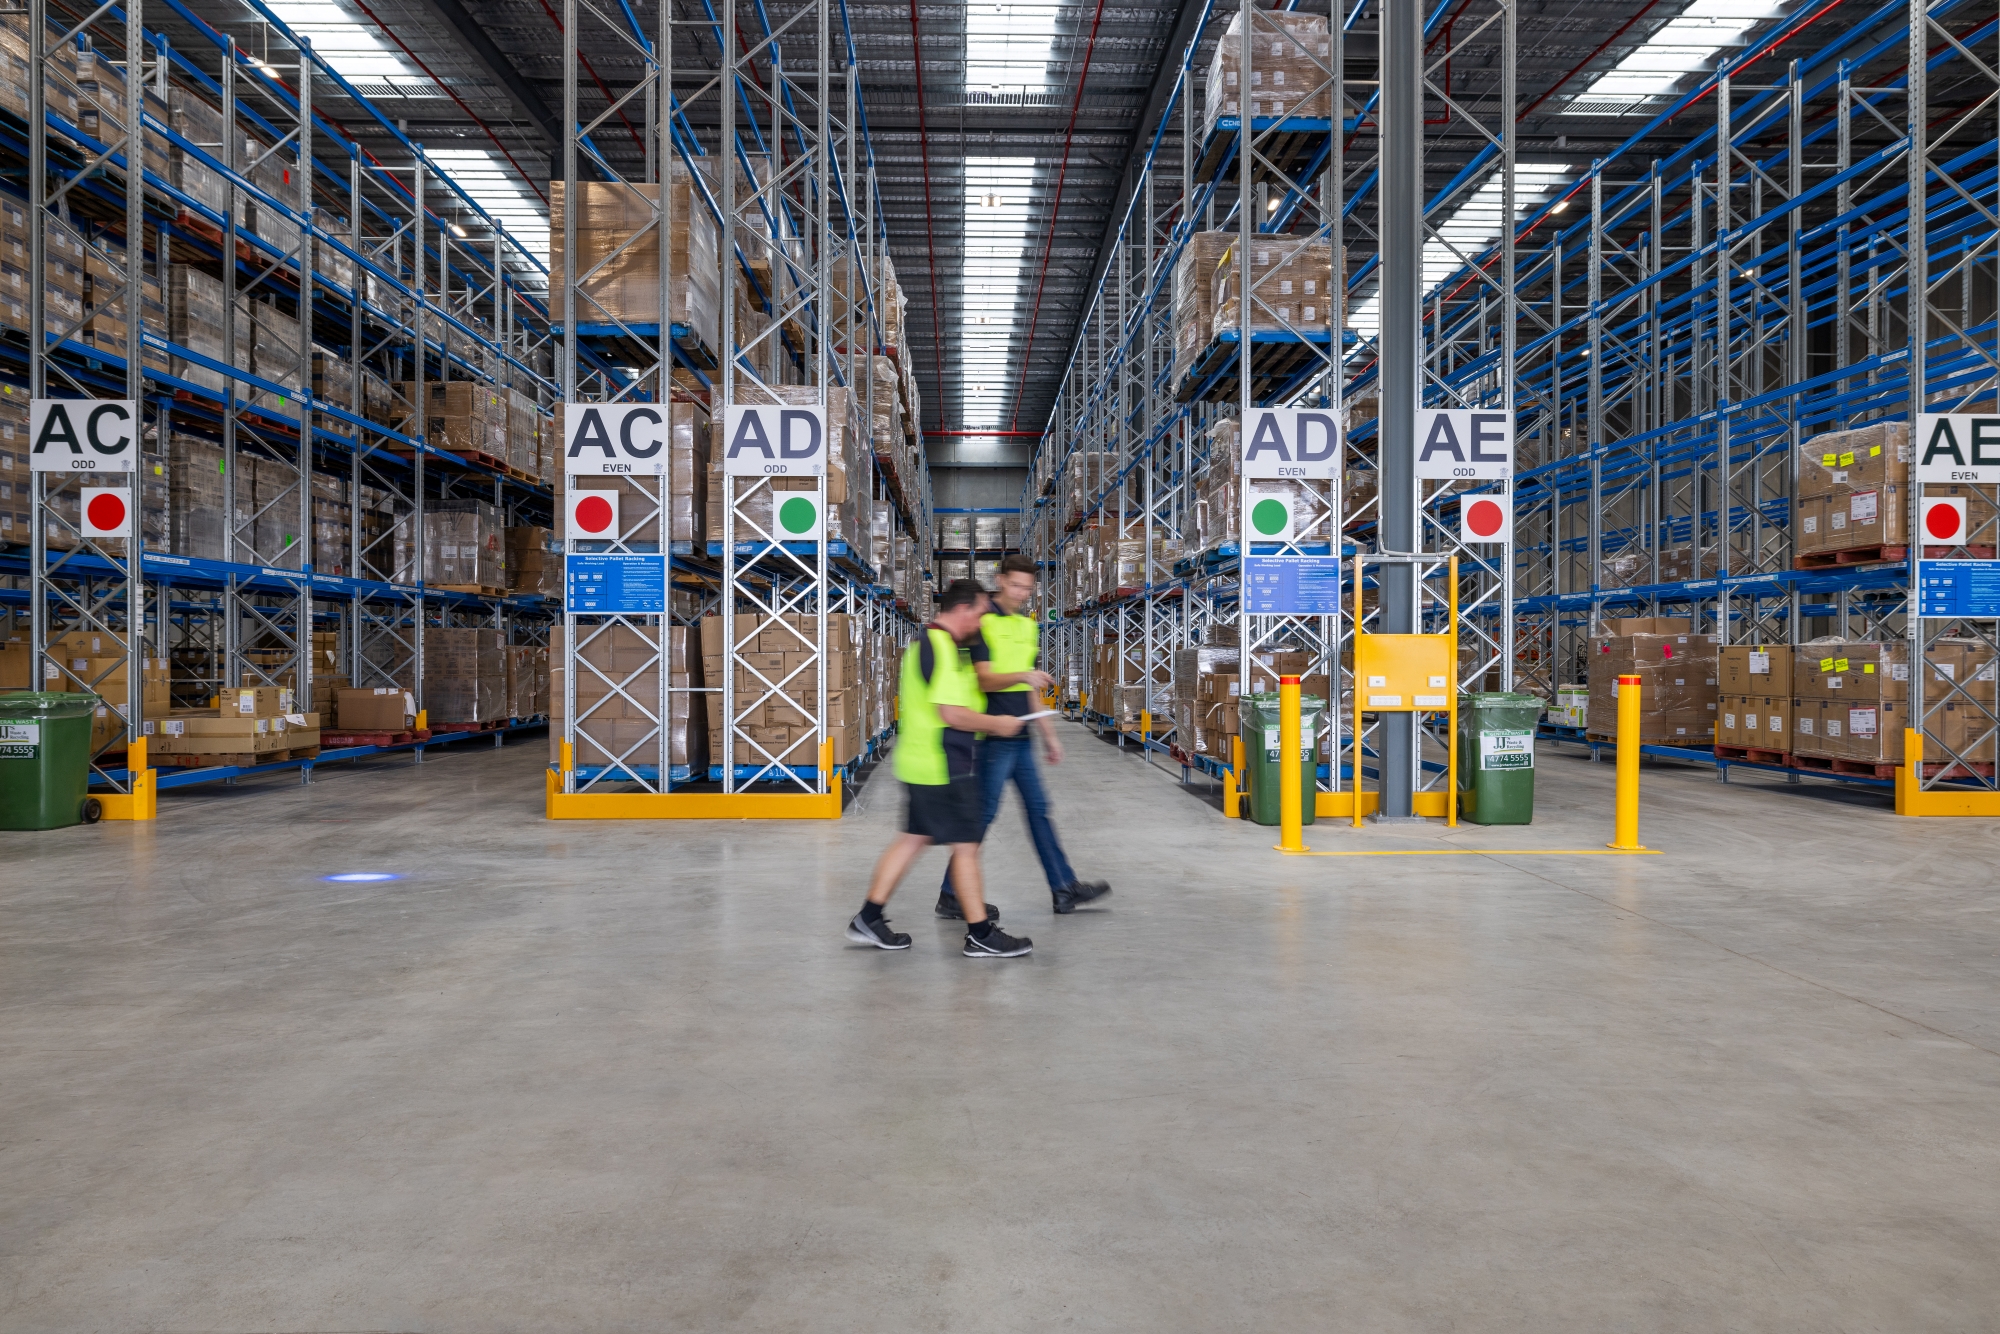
[81,797,102,824]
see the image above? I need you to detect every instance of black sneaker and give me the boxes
[935,893,1001,922]
[846,912,912,950]
[1053,880,1111,914]
[963,926,1033,958]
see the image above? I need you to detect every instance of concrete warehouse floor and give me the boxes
[3,728,2000,1331]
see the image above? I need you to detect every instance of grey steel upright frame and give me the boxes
[1377,0,1419,816]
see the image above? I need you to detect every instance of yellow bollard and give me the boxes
[1277,673,1308,852]
[1608,672,1646,850]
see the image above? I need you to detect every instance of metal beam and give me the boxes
[410,0,562,146]
[1380,0,1420,818]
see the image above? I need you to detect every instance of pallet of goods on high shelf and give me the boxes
[507,526,560,596]
[547,169,720,359]
[1794,422,1997,569]
[424,500,505,593]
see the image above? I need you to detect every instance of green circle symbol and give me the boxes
[779,495,818,535]
[1251,498,1289,536]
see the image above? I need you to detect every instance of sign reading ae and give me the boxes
[563,402,672,476]
[1240,408,1340,480]
[1915,413,2000,484]
[723,404,827,477]
[30,398,137,472]
[1414,408,1513,481]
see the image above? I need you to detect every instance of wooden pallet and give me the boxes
[1791,752,1898,779]
[153,745,320,769]
[430,583,510,597]
[1793,543,1997,570]
[1584,732,1712,751]
[1714,743,1792,766]
[321,728,433,747]
[430,718,507,734]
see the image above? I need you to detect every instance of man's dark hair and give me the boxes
[939,578,988,611]
[999,553,1037,578]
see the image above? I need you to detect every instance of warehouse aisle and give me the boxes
[5,732,2000,1329]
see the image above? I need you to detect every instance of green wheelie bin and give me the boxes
[1238,691,1326,827]
[0,692,103,830]
[1457,692,1542,825]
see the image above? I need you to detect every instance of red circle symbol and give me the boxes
[1925,501,1963,541]
[574,494,614,534]
[1466,498,1505,539]
[86,491,127,532]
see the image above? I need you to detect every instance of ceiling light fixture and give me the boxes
[448,221,468,238]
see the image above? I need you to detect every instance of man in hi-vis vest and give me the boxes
[937,554,1110,917]
[848,579,1037,959]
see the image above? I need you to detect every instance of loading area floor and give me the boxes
[4,727,1999,1330]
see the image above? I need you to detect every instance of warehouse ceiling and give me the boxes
[153,0,1884,445]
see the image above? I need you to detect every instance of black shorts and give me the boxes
[905,776,983,844]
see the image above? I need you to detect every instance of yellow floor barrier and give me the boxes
[546,738,843,819]
[97,736,157,821]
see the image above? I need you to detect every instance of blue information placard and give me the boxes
[1242,555,1344,615]
[566,553,668,614]
[1918,559,2000,618]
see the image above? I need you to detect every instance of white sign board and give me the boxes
[563,402,672,476]
[1415,408,1513,481]
[1241,408,1340,479]
[1915,413,2000,483]
[30,398,137,472]
[1459,493,1510,544]
[723,404,827,477]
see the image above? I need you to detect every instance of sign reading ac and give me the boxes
[723,404,827,477]
[563,402,672,476]
[1241,408,1339,479]
[29,398,137,472]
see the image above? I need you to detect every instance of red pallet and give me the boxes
[1715,743,1792,766]
[1791,752,1898,779]
[321,728,433,748]
[1793,543,1996,570]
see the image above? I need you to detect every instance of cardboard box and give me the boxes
[336,686,415,731]
[1605,617,1691,636]
[1794,641,1909,700]
[1720,645,1792,694]
[222,685,290,718]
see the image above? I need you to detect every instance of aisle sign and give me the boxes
[1916,413,2000,483]
[1241,408,1340,479]
[1415,408,1513,480]
[30,398,137,471]
[1917,559,2000,618]
[566,553,667,614]
[1242,555,1343,615]
[563,403,671,476]
[723,404,827,477]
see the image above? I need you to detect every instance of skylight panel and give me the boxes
[1348,164,1571,338]
[966,1,1061,96]
[425,148,548,269]
[1566,0,1788,109]
[960,155,1037,428]
[263,0,421,83]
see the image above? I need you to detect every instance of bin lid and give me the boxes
[0,691,103,720]
[1459,692,1543,726]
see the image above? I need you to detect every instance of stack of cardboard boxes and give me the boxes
[546,170,721,352]
[1172,232,1236,386]
[424,500,504,590]
[1172,641,1334,760]
[1584,617,1720,743]
[700,613,864,769]
[1203,8,1333,137]
[1785,639,1993,765]
[549,624,705,774]
[1212,238,1337,336]
[149,684,320,763]
[1795,422,1996,561]
[506,525,558,596]
[424,627,508,725]
[333,686,416,734]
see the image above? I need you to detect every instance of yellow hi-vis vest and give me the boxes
[895,627,981,785]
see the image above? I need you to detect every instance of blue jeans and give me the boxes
[941,735,1077,899]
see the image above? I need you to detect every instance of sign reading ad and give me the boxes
[1415,408,1513,481]
[723,404,827,477]
[1241,408,1340,480]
